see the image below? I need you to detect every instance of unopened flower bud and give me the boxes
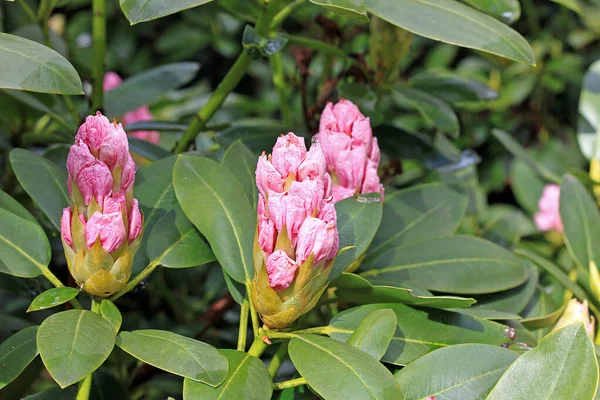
[534,184,563,233]
[552,298,595,341]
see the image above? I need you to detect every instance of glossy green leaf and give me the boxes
[328,303,513,366]
[365,184,467,264]
[560,174,600,270]
[454,308,522,320]
[362,236,529,294]
[487,324,599,399]
[100,300,122,334]
[0,33,82,94]
[174,155,255,283]
[365,0,535,65]
[128,137,171,161]
[105,63,199,116]
[393,87,459,137]
[408,71,498,104]
[183,350,272,400]
[331,195,382,279]
[116,330,228,386]
[333,273,476,308]
[222,140,258,208]
[0,326,39,389]
[146,205,215,268]
[10,148,69,231]
[125,120,188,132]
[578,60,600,160]
[460,0,521,24]
[22,387,76,400]
[0,190,37,223]
[520,287,566,329]
[119,0,214,24]
[27,288,80,312]
[395,344,519,400]
[510,159,545,214]
[215,120,290,155]
[37,310,115,388]
[309,0,369,21]
[347,309,397,360]
[0,207,51,278]
[289,334,404,399]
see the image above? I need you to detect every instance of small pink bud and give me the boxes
[120,155,136,193]
[271,133,307,178]
[296,217,338,266]
[103,72,122,92]
[98,122,129,171]
[128,198,142,242]
[319,99,367,139]
[534,184,563,232]
[85,211,126,252]
[256,153,284,196]
[76,112,112,153]
[61,207,73,248]
[123,106,160,145]
[77,161,114,206]
[266,250,298,291]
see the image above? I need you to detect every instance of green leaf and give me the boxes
[408,71,498,104]
[510,159,545,214]
[100,300,122,334]
[487,324,599,399]
[37,310,115,388]
[0,326,39,389]
[105,63,199,116]
[479,205,536,249]
[491,129,560,183]
[460,0,521,24]
[364,183,467,264]
[119,0,214,24]
[560,174,600,270]
[578,60,600,160]
[520,288,566,329]
[222,140,258,209]
[347,309,397,360]
[362,236,529,294]
[22,387,76,400]
[242,26,288,59]
[27,288,80,312]
[331,195,382,279]
[124,121,188,132]
[0,189,36,223]
[10,148,69,231]
[289,334,404,399]
[146,205,216,268]
[215,120,290,155]
[0,207,51,278]
[395,344,519,400]
[174,155,255,283]
[116,330,228,386]
[393,87,460,137]
[183,350,272,400]
[0,33,82,94]
[309,0,369,21]
[333,273,476,308]
[128,137,171,161]
[365,0,535,65]
[328,303,514,366]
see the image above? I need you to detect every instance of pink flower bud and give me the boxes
[128,199,142,242]
[266,250,298,291]
[256,153,284,196]
[335,144,368,190]
[85,211,126,253]
[103,72,122,92]
[98,122,129,171]
[123,106,160,145]
[102,193,124,214]
[66,140,95,182]
[76,112,112,153]
[61,207,73,248]
[120,155,136,193]
[296,217,338,267]
[534,184,563,232]
[362,159,385,197]
[77,161,113,206]
[298,141,327,182]
[271,133,307,178]
[257,197,277,254]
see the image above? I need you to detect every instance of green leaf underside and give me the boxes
[347,309,397,360]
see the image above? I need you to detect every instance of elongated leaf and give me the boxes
[0,33,82,94]
[10,148,69,231]
[27,288,80,312]
[128,137,170,161]
[0,190,37,223]
[105,63,199,116]
[0,326,39,389]
[328,303,513,366]
[460,0,521,24]
[125,121,188,132]
[331,195,382,279]
[222,140,258,208]
[520,287,566,329]
[560,174,600,270]
[120,0,214,24]
[174,155,255,283]
[116,330,228,386]
[37,310,115,388]
[487,324,599,399]
[100,300,122,334]
[22,387,76,400]
[393,87,459,137]
[395,344,519,400]
[289,334,403,399]
[578,60,600,160]
[408,71,498,104]
[362,236,529,294]
[510,159,545,214]
[347,309,397,360]
[146,205,215,268]
[365,0,535,64]
[309,0,369,21]
[365,183,467,264]
[0,207,51,278]
[216,120,289,155]
[183,350,272,400]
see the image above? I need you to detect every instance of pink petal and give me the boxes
[98,122,129,171]
[271,133,307,178]
[256,154,284,196]
[266,250,298,291]
[103,72,122,92]
[77,161,114,206]
[362,158,384,197]
[128,198,142,242]
[61,207,73,248]
[76,112,112,152]
[335,144,368,189]
[331,185,356,202]
[298,141,327,182]
[319,102,337,133]
[66,140,95,182]
[257,196,276,255]
[120,155,136,193]
[85,211,126,253]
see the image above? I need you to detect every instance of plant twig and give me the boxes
[268,341,289,377]
[91,0,106,112]
[238,298,250,351]
[270,0,307,30]
[273,377,306,391]
[247,336,269,358]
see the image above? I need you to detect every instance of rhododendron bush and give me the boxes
[2,1,600,399]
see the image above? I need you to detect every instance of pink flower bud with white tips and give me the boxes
[317,99,384,202]
[61,112,144,297]
[534,184,563,233]
[252,133,339,329]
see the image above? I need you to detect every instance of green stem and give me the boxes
[521,0,540,36]
[91,0,106,112]
[266,331,297,339]
[17,0,37,23]
[290,326,330,335]
[247,336,268,358]
[273,377,306,391]
[109,261,159,302]
[270,0,307,30]
[173,2,278,153]
[270,52,292,126]
[238,298,250,351]
[267,341,289,377]
[41,268,83,309]
[75,374,93,400]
